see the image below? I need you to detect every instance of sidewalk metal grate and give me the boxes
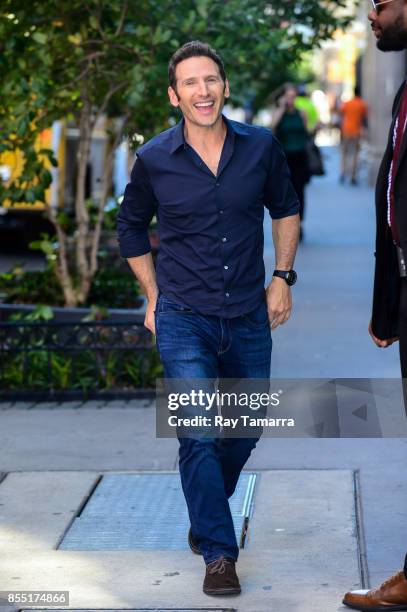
[59,473,256,551]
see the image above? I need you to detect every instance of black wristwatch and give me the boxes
[273,269,297,286]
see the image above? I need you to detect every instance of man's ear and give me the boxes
[224,79,230,99]
[168,86,180,108]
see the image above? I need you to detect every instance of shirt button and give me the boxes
[222,237,227,242]
[216,182,220,187]
[219,210,224,214]
[225,292,230,297]
[224,265,229,270]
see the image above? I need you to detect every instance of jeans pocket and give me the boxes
[158,296,194,314]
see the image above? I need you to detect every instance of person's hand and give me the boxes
[368,319,398,348]
[266,278,292,329]
[144,294,158,335]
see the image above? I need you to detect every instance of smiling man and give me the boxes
[342,1,407,610]
[117,41,300,596]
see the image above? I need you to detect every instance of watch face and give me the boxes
[287,270,297,286]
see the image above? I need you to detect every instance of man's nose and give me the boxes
[367,7,376,21]
[196,80,210,97]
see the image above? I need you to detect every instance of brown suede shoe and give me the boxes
[188,527,202,555]
[203,555,241,596]
[343,571,407,610]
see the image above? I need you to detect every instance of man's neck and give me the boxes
[184,115,226,150]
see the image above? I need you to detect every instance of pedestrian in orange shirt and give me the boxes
[339,86,368,185]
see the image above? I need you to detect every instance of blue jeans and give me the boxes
[155,293,272,564]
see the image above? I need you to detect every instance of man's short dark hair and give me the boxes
[168,41,226,90]
[354,85,361,97]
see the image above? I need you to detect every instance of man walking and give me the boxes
[339,85,368,185]
[342,0,407,609]
[117,41,299,596]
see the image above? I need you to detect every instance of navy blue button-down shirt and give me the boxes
[117,114,299,317]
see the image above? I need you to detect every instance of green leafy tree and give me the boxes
[0,0,353,306]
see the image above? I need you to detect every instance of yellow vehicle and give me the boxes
[0,117,121,244]
[0,121,66,243]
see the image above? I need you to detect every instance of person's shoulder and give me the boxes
[353,97,368,113]
[229,119,288,162]
[137,124,179,158]
[228,118,274,142]
[391,81,406,115]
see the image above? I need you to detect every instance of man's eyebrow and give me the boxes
[181,74,220,84]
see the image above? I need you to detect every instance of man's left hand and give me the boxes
[266,277,292,329]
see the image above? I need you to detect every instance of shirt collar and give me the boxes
[169,118,186,154]
[169,113,249,154]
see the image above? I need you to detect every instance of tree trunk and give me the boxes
[55,228,78,307]
[44,203,78,307]
[90,115,129,276]
[74,99,93,303]
[47,100,126,307]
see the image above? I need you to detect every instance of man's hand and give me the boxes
[368,319,398,348]
[144,294,158,335]
[266,277,292,329]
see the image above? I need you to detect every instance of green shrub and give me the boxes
[1,306,163,392]
[1,344,162,391]
[0,265,142,309]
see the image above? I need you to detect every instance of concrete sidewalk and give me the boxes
[0,147,406,612]
[0,402,406,611]
[0,467,359,612]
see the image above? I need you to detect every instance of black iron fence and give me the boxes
[0,319,162,401]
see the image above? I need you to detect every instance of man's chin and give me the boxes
[376,26,407,51]
[191,111,223,128]
[377,38,407,51]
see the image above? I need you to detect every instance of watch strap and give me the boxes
[273,270,290,279]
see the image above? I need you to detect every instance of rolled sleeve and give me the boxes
[264,137,300,219]
[117,155,158,258]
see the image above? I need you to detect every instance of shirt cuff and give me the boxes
[268,201,300,219]
[118,235,152,258]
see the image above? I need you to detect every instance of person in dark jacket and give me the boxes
[271,84,310,239]
[343,0,407,609]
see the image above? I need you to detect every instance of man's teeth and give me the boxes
[195,102,214,107]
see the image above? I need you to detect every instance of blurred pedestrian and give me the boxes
[339,85,368,185]
[295,85,320,136]
[272,84,310,238]
[296,85,325,177]
[342,0,407,608]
